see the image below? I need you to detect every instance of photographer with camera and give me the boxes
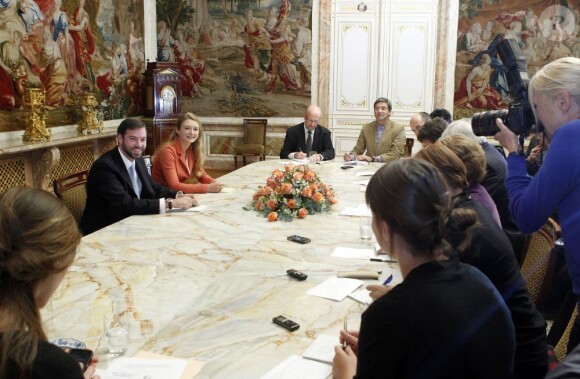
[494,56,580,353]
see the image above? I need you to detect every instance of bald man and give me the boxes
[280,105,335,163]
[410,112,431,136]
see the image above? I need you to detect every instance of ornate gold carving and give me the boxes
[399,25,425,33]
[395,97,422,109]
[77,93,104,135]
[336,120,366,126]
[340,96,367,107]
[23,88,51,142]
[33,147,60,191]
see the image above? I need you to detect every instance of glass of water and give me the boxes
[104,314,129,357]
[359,215,372,241]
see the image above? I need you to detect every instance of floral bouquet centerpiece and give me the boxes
[245,164,338,221]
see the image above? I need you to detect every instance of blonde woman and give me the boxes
[0,187,99,379]
[152,112,223,193]
[495,57,580,353]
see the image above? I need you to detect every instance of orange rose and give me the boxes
[300,187,312,198]
[281,183,293,194]
[255,201,264,211]
[285,164,295,172]
[288,198,296,209]
[266,178,276,189]
[263,186,273,196]
[312,192,324,203]
[273,170,284,180]
[267,199,278,210]
[268,211,278,222]
[297,208,308,218]
[328,196,338,205]
[293,172,304,181]
[304,170,316,182]
[309,183,318,192]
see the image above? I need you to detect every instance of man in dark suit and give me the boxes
[80,118,198,235]
[279,105,335,163]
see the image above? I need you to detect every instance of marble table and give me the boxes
[43,160,400,378]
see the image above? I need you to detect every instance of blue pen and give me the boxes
[383,274,393,285]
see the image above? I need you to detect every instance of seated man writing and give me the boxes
[344,97,406,163]
[279,105,335,163]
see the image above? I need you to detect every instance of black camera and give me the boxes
[471,38,536,136]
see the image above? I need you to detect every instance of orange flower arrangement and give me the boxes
[245,164,338,221]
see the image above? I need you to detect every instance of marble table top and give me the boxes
[42,159,400,378]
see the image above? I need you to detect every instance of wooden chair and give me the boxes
[405,138,414,157]
[53,170,89,225]
[520,218,559,311]
[234,118,267,169]
[553,307,579,362]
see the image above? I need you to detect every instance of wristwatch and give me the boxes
[508,149,525,158]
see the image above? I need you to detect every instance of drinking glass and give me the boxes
[104,313,129,357]
[359,215,372,241]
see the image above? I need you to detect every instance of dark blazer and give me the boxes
[279,123,335,160]
[80,147,177,235]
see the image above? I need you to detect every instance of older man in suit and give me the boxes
[280,105,335,163]
[344,97,406,163]
[80,118,198,235]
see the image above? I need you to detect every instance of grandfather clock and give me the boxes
[143,61,183,155]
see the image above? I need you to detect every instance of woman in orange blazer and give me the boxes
[152,112,223,193]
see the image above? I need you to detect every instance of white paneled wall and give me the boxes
[329,0,440,156]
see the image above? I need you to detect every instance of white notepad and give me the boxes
[332,247,375,259]
[303,334,338,364]
[307,277,363,301]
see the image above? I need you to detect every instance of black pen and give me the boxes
[370,258,397,263]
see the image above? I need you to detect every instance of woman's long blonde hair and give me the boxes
[0,188,81,378]
[155,112,205,178]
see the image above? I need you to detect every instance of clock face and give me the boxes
[160,85,176,102]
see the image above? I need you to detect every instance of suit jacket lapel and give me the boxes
[175,140,190,174]
[112,149,135,192]
[299,124,306,152]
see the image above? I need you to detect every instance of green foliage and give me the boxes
[156,0,195,32]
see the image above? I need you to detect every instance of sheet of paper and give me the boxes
[355,170,374,177]
[339,204,371,217]
[307,277,363,301]
[341,161,369,167]
[96,357,187,379]
[171,205,208,213]
[292,158,310,164]
[303,335,338,364]
[260,355,331,379]
[348,288,373,305]
[331,247,375,259]
[133,351,205,379]
[220,187,236,193]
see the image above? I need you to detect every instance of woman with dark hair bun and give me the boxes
[0,187,99,379]
[332,159,515,379]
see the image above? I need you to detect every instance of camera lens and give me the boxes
[471,109,508,136]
